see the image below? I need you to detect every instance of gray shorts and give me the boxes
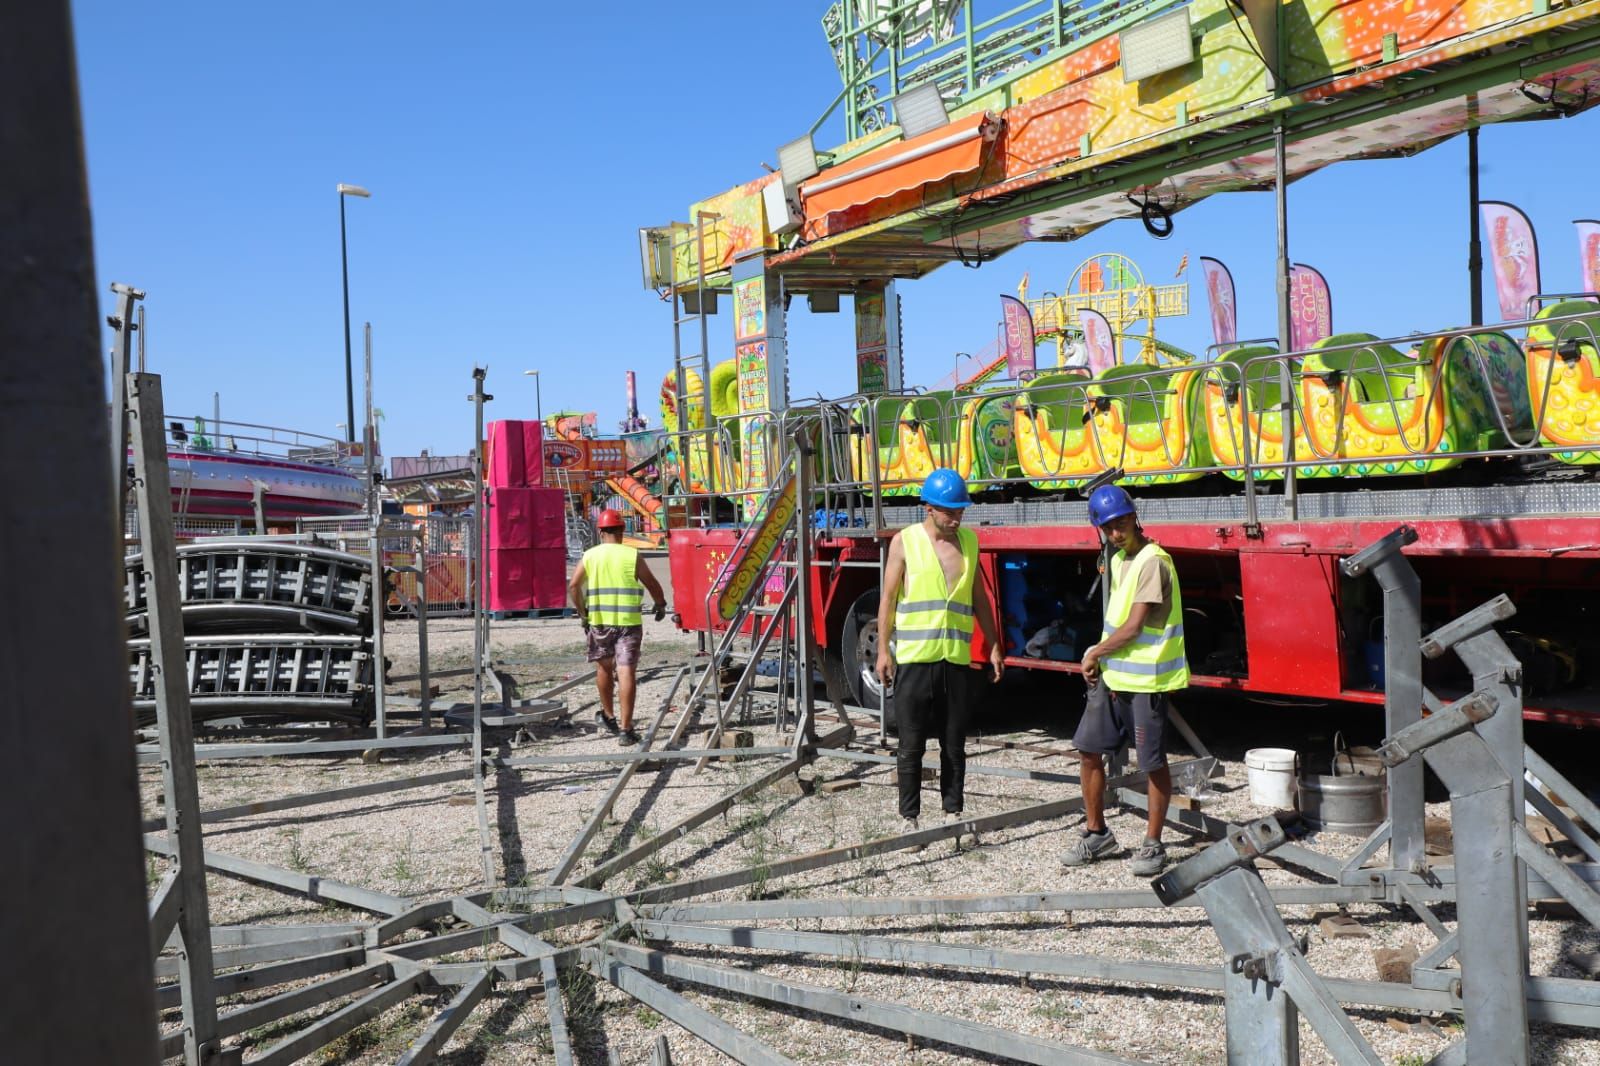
[586,625,643,666]
[1072,682,1174,771]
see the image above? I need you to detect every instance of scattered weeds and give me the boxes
[283,829,311,873]
[389,830,418,893]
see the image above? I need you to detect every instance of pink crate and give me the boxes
[486,487,564,550]
[521,421,545,486]
[486,420,526,488]
[486,548,567,612]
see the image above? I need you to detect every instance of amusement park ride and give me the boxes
[642,0,1600,725]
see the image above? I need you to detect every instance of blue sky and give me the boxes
[75,2,1600,464]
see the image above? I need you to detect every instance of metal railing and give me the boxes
[819,0,1189,143]
[660,304,1600,533]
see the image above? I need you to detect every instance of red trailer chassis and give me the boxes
[671,483,1600,726]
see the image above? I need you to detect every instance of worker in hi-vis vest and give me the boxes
[875,468,1004,852]
[1061,485,1189,877]
[568,509,666,746]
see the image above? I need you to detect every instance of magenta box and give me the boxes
[486,547,567,612]
[486,420,524,488]
[486,487,564,550]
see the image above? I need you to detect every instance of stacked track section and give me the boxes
[125,541,377,725]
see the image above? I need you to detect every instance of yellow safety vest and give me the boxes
[1101,541,1188,693]
[894,523,978,665]
[582,543,643,627]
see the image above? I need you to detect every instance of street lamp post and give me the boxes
[337,183,371,444]
[953,352,971,387]
[523,370,543,429]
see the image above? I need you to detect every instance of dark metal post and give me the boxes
[366,324,386,738]
[3,6,161,1055]
[794,428,818,744]
[340,193,355,442]
[1468,126,1484,325]
[1274,121,1297,519]
[108,282,145,525]
[1342,528,1426,875]
[469,367,495,884]
[130,372,221,1063]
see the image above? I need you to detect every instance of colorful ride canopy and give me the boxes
[649,0,1600,291]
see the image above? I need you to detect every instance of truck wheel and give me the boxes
[840,588,896,735]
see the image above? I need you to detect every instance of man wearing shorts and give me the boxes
[1061,485,1188,876]
[568,509,666,745]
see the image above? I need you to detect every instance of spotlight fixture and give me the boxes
[892,82,950,139]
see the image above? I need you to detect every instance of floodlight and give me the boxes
[337,183,371,198]
[892,82,950,139]
[1121,8,1194,83]
[762,181,800,235]
[638,227,674,289]
[808,290,841,313]
[777,134,820,189]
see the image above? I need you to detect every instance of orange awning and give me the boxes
[800,112,998,239]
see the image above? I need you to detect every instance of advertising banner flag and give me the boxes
[1077,308,1117,375]
[999,295,1037,378]
[1481,201,1541,321]
[1289,264,1333,350]
[1576,220,1600,300]
[1199,256,1237,349]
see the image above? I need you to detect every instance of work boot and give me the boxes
[903,817,924,853]
[596,711,620,736]
[1061,828,1119,867]
[619,728,642,747]
[947,812,979,850]
[1129,839,1168,877]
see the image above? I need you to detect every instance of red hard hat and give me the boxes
[596,509,625,531]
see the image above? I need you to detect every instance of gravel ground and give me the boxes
[143,610,1600,1065]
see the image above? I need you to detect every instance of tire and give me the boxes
[839,587,896,735]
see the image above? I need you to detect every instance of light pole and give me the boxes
[337,183,371,443]
[523,370,543,429]
[953,352,971,387]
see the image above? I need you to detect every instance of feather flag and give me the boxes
[1576,220,1600,300]
[999,295,1037,378]
[1199,256,1237,349]
[1175,252,1189,278]
[1481,201,1541,321]
[1077,308,1117,375]
[1289,264,1333,350]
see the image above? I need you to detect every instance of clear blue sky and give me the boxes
[75,2,1600,465]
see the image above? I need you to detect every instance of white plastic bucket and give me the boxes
[1245,747,1299,809]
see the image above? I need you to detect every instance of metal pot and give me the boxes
[1298,733,1387,836]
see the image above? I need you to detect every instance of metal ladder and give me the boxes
[668,211,720,528]
[677,437,816,770]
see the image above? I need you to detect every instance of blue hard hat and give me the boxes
[1088,485,1137,527]
[920,468,972,509]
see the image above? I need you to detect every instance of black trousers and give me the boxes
[895,659,978,820]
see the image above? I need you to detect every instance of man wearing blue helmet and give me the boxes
[1062,484,1189,876]
[875,468,1005,852]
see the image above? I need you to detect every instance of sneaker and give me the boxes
[903,817,925,853]
[1130,839,1168,876]
[596,711,620,735]
[947,812,979,850]
[1061,828,1120,867]
[619,728,642,747]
